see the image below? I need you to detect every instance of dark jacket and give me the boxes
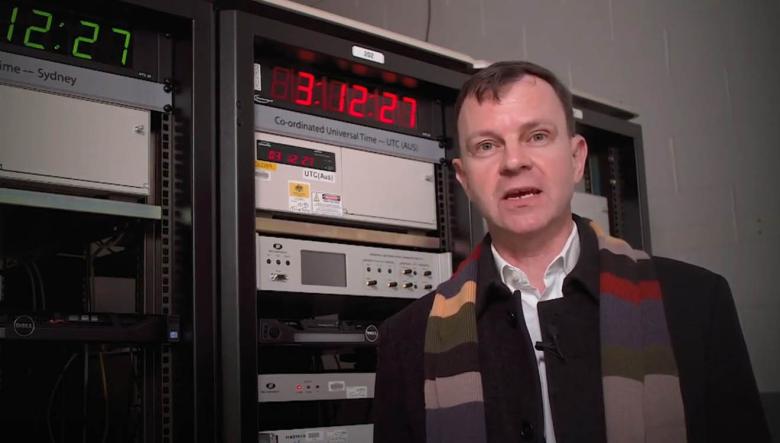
[373,216,770,443]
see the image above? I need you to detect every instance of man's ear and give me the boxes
[452,157,472,200]
[571,134,588,183]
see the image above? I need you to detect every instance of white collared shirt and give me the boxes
[491,222,580,443]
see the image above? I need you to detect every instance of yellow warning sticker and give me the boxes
[288,181,310,198]
[255,160,277,171]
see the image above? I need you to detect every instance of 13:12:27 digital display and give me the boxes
[257,62,436,137]
[0,1,133,68]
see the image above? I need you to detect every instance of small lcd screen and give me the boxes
[300,250,347,287]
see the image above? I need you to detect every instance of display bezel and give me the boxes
[256,139,336,172]
[254,57,440,139]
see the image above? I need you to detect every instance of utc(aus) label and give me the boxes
[303,168,335,183]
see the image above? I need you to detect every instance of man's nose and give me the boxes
[499,142,532,174]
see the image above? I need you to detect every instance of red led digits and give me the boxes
[326,80,347,112]
[348,85,368,118]
[402,97,417,128]
[266,64,419,130]
[337,82,347,112]
[286,154,299,165]
[267,149,283,162]
[301,156,315,167]
[270,66,292,101]
[379,92,398,124]
[294,71,315,106]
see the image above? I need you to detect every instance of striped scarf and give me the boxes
[424,221,687,443]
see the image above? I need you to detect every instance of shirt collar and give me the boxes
[490,221,580,290]
[474,216,599,319]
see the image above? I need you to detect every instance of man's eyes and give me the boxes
[470,141,499,156]
[469,130,552,155]
[529,131,550,144]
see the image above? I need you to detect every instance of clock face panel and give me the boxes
[1,2,133,67]
[256,61,438,139]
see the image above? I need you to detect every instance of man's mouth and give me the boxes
[503,187,542,200]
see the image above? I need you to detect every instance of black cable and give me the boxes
[31,262,46,311]
[47,353,80,443]
[82,345,89,443]
[88,253,95,312]
[21,262,37,310]
[99,350,109,443]
[425,0,433,42]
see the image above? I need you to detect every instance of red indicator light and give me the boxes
[351,63,369,76]
[296,384,303,392]
[381,71,398,83]
[297,49,317,63]
[401,76,418,88]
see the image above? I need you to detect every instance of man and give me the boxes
[373,61,769,443]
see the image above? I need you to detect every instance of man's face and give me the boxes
[453,75,587,241]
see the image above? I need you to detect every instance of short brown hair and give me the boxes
[455,61,575,136]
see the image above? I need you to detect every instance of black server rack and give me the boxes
[216,2,471,441]
[0,1,217,441]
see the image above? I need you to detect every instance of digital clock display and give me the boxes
[256,62,436,138]
[0,1,133,68]
[257,140,336,172]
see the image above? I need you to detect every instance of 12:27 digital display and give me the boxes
[0,1,133,68]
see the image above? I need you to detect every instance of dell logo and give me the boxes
[364,324,379,343]
[13,315,35,337]
[273,243,283,250]
[266,383,276,390]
